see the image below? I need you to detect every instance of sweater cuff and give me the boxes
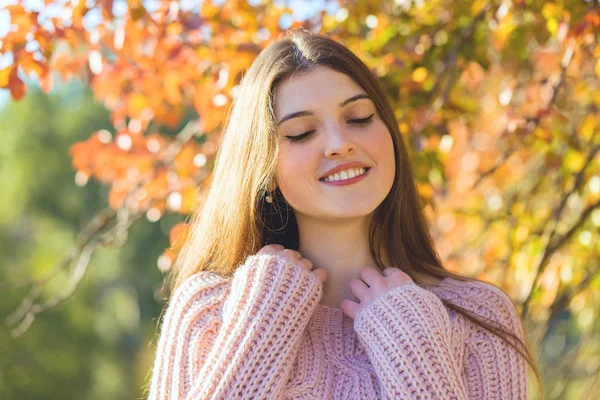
[352,284,465,399]
[223,253,323,323]
[353,283,451,342]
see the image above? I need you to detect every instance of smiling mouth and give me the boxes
[319,167,371,183]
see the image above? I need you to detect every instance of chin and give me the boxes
[320,205,379,219]
[291,196,384,220]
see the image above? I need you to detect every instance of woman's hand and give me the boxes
[256,244,328,284]
[340,266,414,320]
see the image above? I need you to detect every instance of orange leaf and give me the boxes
[71,0,88,29]
[6,5,36,33]
[174,144,197,175]
[169,222,190,248]
[39,71,54,92]
[164,72,181,105]
[179,185,198,214]
[35,32,55,59]
[20,55,48,79]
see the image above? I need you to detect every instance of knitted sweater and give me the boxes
[148,254,529,399]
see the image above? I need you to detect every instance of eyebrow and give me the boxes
[276,93,372,127]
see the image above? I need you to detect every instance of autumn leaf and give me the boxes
[0,66,12,88]
[169,222,190,248]
[8,67,26,100]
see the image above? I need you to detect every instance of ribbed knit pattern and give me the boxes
[148,254,528,399]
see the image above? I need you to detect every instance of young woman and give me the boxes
[147,30,542,399]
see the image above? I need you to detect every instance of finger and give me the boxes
[281,249,302,259]
[382,267,401,277]
[383,268,412,287]
[258,244,284,255]
[340,299,360,320]
[299,258,313,271]
[349,278,370,300]
[360,266,383,287]
[311,268,327,284]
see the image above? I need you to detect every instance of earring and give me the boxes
[265,192,273,203]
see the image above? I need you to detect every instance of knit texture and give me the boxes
[148,254,529,399]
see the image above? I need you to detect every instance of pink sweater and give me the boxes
[148,254,529,399]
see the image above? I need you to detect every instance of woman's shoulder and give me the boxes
[429,275,514,302]
[427,276,523,330]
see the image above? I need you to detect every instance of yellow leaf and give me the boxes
[542,3,558,19]
[546,18,558,35]
[579,114,596,140]
[564,149,586,171]
[471,0,486,15]
[417,182,434,200]
[0,66,11,87]
[412,67,428,83]
[127,93,148,117]
[201,1,220,19]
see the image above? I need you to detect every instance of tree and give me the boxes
[1,1,599,398]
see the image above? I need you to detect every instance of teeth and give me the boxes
[324,167,367,182]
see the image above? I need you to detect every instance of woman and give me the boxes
[147,30,542,399]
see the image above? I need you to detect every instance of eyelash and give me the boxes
[287,114,375,143]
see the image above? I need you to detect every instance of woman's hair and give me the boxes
[168,29,542,395]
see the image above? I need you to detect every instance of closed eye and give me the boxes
[286,130,316,143]
[286,114,375,143]
[348,114,375,125]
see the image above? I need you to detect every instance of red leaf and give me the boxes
[8,67,26,100]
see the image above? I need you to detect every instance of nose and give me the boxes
[323,125,356,158]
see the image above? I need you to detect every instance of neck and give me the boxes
[295,212,377,309]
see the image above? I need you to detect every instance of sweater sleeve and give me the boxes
[147,254,323,400]
[352,282,529,400]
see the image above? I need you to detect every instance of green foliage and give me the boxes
[0,85,176,399]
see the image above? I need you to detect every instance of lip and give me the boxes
[319,166,371,186]
[319,161,370,180]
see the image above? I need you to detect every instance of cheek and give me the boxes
[367,124,396,167]
[276,148,297,182]
[275,147,318,212]
[276,146,313,189]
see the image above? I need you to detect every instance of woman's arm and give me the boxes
[352,282,528,400]
[147,254,323,400]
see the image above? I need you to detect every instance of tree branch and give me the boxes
[521,194,600,318]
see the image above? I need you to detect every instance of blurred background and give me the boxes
[1,0,599,399]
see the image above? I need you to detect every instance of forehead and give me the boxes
[273,67,365,119]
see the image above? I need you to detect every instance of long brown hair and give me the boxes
[168,29,542,397]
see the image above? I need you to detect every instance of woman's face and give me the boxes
[273,66,396,221]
